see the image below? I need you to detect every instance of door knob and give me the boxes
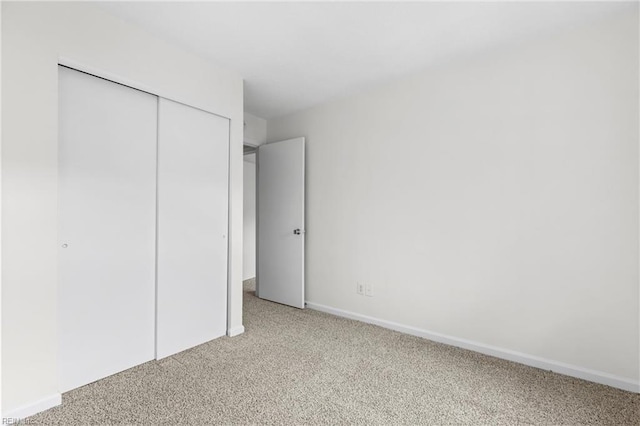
[293,229,304,235]
[61,243,68,248]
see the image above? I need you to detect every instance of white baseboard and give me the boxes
[306,302,640,393]
[227,325,245,337]
[2,393,62,421]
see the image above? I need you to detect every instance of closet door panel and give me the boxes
[156,98,229,359]
[58,66,157,392]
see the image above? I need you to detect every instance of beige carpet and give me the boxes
[29,279,639,425]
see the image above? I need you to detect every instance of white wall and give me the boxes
[1,2,244,415]
[268,12,639,388]
[243,156,257,280]
[244,112,267,146]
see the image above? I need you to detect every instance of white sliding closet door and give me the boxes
[58,66,157,392]
[156,99,229,359]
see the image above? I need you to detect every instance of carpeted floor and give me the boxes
[29,279,639,425]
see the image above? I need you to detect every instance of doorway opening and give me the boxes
[243,143,258,296]
[242,138,306,310]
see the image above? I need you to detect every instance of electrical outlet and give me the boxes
[357,282,365,295]
[365,282,374,297]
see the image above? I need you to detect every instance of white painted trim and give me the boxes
[306,302,640,393]
[227,325,245,337]
[57,57,230,120]
[2,393,62,421]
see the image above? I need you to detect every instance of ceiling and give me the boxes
[98,2,634,120]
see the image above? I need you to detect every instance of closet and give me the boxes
[58,66,229,392]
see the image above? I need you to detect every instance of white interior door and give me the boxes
[257,137,305,308]
[156,99,229,359]
[58,66,157,392]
